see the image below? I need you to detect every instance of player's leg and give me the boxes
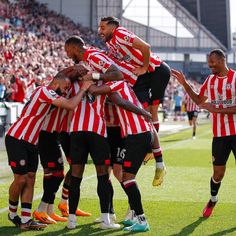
[88,131,120,229]
[67,131,87,229]
[58,131,91,217]
[203,136,230,217]
[122,132,152,232]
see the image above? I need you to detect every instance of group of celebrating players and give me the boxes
[6,16,170,232]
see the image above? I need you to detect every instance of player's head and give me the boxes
[65,36,85,63]
[52,72,71,97]
[99,16,120,42]
[207,49,226,75]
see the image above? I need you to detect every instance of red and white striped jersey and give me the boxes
[106,26,162,72]
[106,81,152,137]
[105,100,120,127]
[7,86,60,145]
[83,47,112,73]
[199,68,236,137]
[42,89,72,133]
[70,81,107,137]
[183,93,199,112]
[41,107,69,133]
[82,47,138,86]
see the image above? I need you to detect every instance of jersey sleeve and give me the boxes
[39,87,60,104]
[106,81,124,93]
[199,76,209,97]
[88,53,112,73]
[115,29,135,46]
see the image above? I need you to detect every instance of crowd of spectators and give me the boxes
[0,0,104,103]
[0,0,203,122]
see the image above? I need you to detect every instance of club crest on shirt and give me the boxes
[124,35,130,41]
[226,84,232,90]
[49,90,56,96]
[98,60,105,66]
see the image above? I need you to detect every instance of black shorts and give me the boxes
[58,131,71,163]
[133,62,171,107]
[123,131,153,175]
[187,111,198,121]
[39,131,64,170]
[70,131,110,165]
[107,126,125,165]
[212,135,236,166]
[5,135,39,175]
[174,106,181,112]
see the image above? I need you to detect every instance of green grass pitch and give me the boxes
[1,123,236,236]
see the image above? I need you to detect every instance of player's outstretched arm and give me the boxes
[171,69,207,105]
[200,103,236,114]
[82,65,124,82]
[109,92,152,120]
[52,80,94,110]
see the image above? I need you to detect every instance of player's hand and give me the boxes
[143,152,154,165]
[72,65,88,76]
[82,72,93,81]
[132,66,147,76]
[199,102,215,112]
[81,80,94,91]
[171,69,186,85]
[143,111,152,121]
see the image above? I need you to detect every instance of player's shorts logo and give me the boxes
[58,157,63,164]
[20,159,26,166]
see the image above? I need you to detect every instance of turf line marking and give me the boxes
[0,174,96,214]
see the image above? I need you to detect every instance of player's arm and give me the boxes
[88,84,111,95]
[109,92,152,120]
[83,65,124,82]
[52,80,93,110]
[200,103,236,114]
[132,36,150,75]
[171,69,207,105]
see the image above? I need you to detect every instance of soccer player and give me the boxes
[183,92,200,139]
[89,80,153,232]
[172,49,236,218]
[64,36,123,230]
[98,16,169,185]
[57,111,92,218]
[5,73,92,230]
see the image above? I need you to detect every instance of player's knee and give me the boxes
[14,174,28,187]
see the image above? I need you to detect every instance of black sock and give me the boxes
[69,176,82,214]
[97,174,110,213]
[48,174,64,204]
[42,175,54,203]
[122,180,144,215]
[155,155,163,162]
[121,182,134,210]
[193,131,196,136]
[210,177,221,197]
[108,179,114,214]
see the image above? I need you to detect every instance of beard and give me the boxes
[55,87,63,96]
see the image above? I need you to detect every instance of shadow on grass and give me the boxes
[0,222,146,236]
[0,226,24,236]
[208,226,236,236]
[170,217,206,236]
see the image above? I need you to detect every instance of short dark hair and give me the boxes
[100,16,120,27]
[65,36,85,47]
[209,49,226,59]
[54,72,69,81]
